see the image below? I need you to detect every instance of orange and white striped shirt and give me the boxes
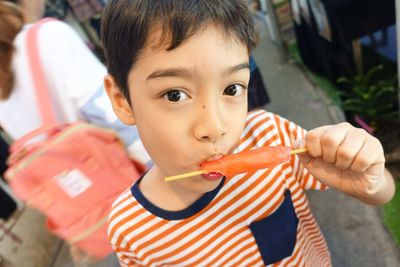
[108,110,331,267]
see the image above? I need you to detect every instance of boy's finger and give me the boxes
[351,137,384,173]
[319,125,350,164]
[296,151,313,168]
[335,128,365,170]
[305,125,332,158]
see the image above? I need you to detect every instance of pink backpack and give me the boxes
[5,18,143,259]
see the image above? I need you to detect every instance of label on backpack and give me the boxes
[55,169,92,198]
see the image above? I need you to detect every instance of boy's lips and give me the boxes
[201,172,223,181]
[199,153,225,181]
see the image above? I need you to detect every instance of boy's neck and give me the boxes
[139,167,206,211]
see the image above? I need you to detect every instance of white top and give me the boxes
[0,20,151,166]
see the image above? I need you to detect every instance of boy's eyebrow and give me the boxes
[147,68,191,81]
[223,62,250,75]
[146,62,250,81]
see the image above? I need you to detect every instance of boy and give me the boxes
[101,0,395,266]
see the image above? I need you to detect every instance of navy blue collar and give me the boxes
[131,175,225,221]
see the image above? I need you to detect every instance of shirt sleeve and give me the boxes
[272,113,328,191]
[114,249,140,267]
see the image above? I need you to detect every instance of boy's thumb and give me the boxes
[292,139,313,167]
[292,139,305,150]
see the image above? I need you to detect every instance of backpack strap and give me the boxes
[26,18,59,127]
[9,18,62,154]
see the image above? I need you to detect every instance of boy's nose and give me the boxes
[193,103,226,143]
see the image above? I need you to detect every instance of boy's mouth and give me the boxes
[199,154,225,181]
[201,172,223,181]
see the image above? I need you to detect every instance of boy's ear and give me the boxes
[104,74,136,125]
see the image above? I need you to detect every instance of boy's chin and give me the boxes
[181,176,224,193]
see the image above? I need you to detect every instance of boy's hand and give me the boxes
[295,122,394,205]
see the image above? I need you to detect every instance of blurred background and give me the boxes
[0,0,400,266]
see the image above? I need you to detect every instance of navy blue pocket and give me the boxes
[249,190,299,265]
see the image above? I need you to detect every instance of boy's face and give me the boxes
[107,25,250,193]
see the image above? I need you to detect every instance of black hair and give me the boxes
[101,0,255,101]
[0,0,24,100]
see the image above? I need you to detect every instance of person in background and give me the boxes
[0,126,18,221]
[248,55,270,110]
[0,0,149,264]
[0,0,150,167]
[0,131,17,221]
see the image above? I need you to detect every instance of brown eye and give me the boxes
[162,90,189,102]
[223,84,246,96]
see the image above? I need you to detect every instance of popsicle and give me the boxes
[165,146,307,182]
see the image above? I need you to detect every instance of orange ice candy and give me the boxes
[200,146,292,178]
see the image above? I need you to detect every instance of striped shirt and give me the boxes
[108,110,331,267]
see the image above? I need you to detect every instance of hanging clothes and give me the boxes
[66,0,104,22]
[44,0,69,19]
[65,0,106,61]
[292,0,354,83]
[291,0,396,83]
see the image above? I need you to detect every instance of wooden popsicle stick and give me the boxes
[164,170,205,182]
[290,148,308,155]
[165,148,308,182]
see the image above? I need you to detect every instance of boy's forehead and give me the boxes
[127,23,250,88]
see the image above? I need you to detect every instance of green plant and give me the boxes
[383,180,400,247]
[337,65,399,130]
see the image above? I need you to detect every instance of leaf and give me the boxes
[364,64,384,84]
